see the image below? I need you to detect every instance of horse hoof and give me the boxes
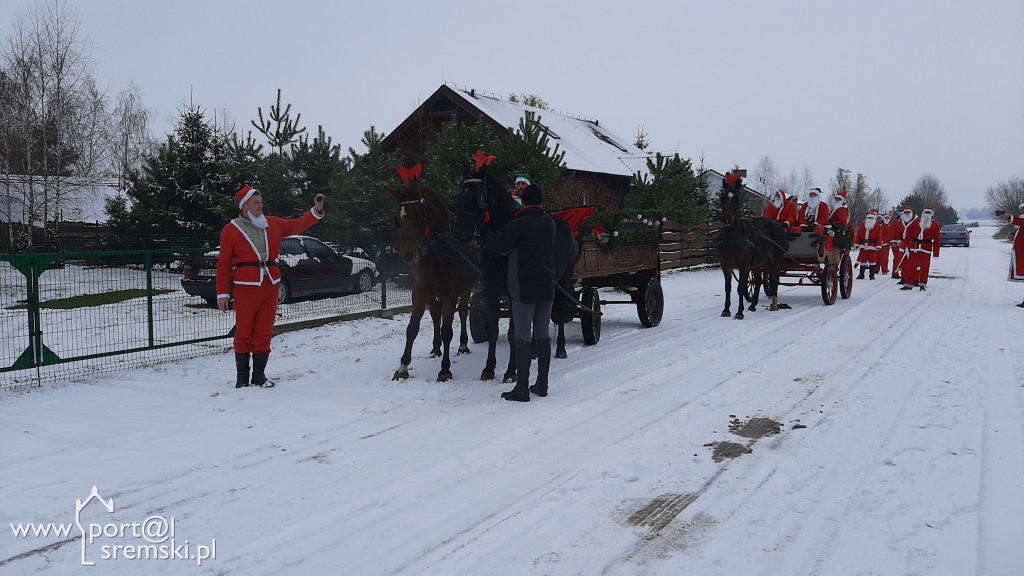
[747,305,756,312]
[480,369,495,381]
[502,373,516,384]
[437,371,453,382]
[458,346,471,355]
[556,351,567,360]
[393,370,410,380]
[734,314,744,320]
[721,310,731,317]
[769,305,779,311]
[429,351,441,359]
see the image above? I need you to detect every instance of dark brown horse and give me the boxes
[390,164,479,381]
[717,178,788,319]
[453,151,580,381]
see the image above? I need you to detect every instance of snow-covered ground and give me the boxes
[2,224,1022,575]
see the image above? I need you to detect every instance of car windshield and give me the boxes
[941,225,965,232]
[281,238,304,255]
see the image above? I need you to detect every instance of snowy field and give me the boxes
[2,224,1022,575]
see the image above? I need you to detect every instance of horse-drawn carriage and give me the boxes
[754,229,854,305]
[468,211,666,346]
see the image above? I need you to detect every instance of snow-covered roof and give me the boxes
[449,85,650,178]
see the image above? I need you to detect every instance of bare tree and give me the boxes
[110,82,152,192]
[751,155,780,197]
[798,165,815,200]
[984,177,1024,214]
[1,0,110,247]
[911,174,949,209]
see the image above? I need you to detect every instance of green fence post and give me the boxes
[146,251,155,347]
[380,227,389,311]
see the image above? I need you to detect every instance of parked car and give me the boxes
[939,224,971,247]
[180,235,379,306]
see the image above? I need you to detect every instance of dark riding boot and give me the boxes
[856,266,865,280]
[251,353,272,387]
[869,265,876,280]
[235,353,250,388]
[501,339,532,402]
[530,338,552,397]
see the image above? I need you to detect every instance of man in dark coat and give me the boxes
[484,183,555,402]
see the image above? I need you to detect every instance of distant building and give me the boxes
[701,169,770,215]
[381,84,652,207]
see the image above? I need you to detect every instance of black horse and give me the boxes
[390,165,479,381]
[717,181,788,319]
[454,152,579,382]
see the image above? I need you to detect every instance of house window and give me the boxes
[590,127,628,152]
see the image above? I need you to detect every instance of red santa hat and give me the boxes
[808,187,821,197]
[901,206,913,214]
[865,211,877,220]
[236,186,258,209]
[836,190,848,199]
[922,207,934,215]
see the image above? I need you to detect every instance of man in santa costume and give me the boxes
[829,190,851,228]
[217,186,325,388]
[763,189,797,230]
[997,202,1024,307]
[890,207,914,281]
[797,187,830,236]
[876,211,893,275]
[899,206,940,291]
[854,211,883,279]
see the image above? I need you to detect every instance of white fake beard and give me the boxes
[865,219,876,230]
[250,213,269,229]
[833,200,844,209]
[882,216,891,224]
[920,215,932,227]
[901,213,912,224]
[772,196,783,209]
[807,198,820,212]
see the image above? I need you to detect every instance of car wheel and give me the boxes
[356,269,374,293]
[277,280,290,305]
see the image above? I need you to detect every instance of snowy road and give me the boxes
[2,225,1023,575]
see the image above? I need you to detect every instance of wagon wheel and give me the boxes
[468,288,489,343]
[744,270,761,302]
[636,278,664,328]
[820,263,838,305]
[839,253,854,300]
[580,287,602,345]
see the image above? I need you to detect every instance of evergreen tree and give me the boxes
[251,89,307,156]
[628,153,707,224]
[332,126,401,231]
[116,102,231,244]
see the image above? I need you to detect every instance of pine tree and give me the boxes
[629,153,706,224]
[251,89,307,156]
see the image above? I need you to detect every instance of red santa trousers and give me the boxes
[233,281,279,354]
[893,247,909,277]
[902,250,933,286]
[856,246,878,267]
[877,244,891,273]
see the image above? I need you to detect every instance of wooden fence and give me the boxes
[659,221,722,271]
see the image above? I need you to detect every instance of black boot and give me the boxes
[856,267,865,280]
[869,265,876,280]
[251,353,274,387]
[530,338,552,397]
[502,339,532,402]
[235,353,250,388]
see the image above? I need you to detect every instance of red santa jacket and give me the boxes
[855,221,883,250]
[876,220,892,244]
[216,210,322,297]
[1009,214,1024,280]
[798,201,830,230]
[901,219,941,258]
[889,219,908,246]
[763,200,797,229]
[829,206,850,228]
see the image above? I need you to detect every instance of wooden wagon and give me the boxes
[468,214,675,346]
[751,229,854,305]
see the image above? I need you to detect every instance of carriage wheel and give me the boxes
[580,287,602,345]
[839,253,854,300]
[820,264,838,305]
[636,278,664,328]
[468,289,489,343]
[744,271,761,302]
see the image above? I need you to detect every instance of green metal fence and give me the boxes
[0,229,412,392]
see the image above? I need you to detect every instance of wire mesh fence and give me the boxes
[1,228,412,392]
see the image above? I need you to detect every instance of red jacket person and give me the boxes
[217,186,325,388]
[997,202,1024,307]
[899,207,940,291]
[763,189,797,230]
[854,211,882,279]
[798,188,830,235]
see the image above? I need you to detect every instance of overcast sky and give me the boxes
[2,0,1021,210]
